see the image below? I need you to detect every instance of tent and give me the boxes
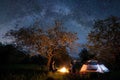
[80,60,109,73]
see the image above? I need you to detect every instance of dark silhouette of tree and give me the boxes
[30,54,47,65]
[0,43,47,65]
[87,16,120,70]
[79,48,95,64]
[0,44,27,64]
[53,46,72,67]
[6,21,78,71]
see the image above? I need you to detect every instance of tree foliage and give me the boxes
[87,16,120,69]
[79,48,95,64]
[53,46,72,67]
[6,21,78,70]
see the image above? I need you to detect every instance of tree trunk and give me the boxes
[47,56,52,71]
[47,49,55,71]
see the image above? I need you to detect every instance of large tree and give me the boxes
[6,21,78,70]
[87,16,120,69]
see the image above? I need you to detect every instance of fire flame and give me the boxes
[58,67,69,73]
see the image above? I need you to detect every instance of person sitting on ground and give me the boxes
[69,60,76,73]
[50,60,57,72]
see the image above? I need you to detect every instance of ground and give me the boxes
[0,64,120,80]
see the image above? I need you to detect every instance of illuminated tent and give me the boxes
[80,60,109,73]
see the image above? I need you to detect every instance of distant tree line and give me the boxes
[0,42,72,69]
[0,43,47,65]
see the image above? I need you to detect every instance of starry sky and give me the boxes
[0,0,120,44]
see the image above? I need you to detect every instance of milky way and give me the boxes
[0,0,120,44]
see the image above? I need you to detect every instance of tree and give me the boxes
[6,21,78,71]
[79,48,95,64]
[53,46,72,67]
[87,16,120,69]
[0,43,27,64]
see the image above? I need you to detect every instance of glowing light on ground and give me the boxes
[58,67,69,73]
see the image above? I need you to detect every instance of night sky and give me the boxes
[0,0,120,44]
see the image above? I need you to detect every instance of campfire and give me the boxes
[58,67,69,73]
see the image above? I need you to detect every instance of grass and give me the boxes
[0,64,44,70]
[53,71,120,80]
[0,64,48,80]
[108,71,120,80]
[0,71,47,80]
[48,72,65,80]
[0,64,120,80]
